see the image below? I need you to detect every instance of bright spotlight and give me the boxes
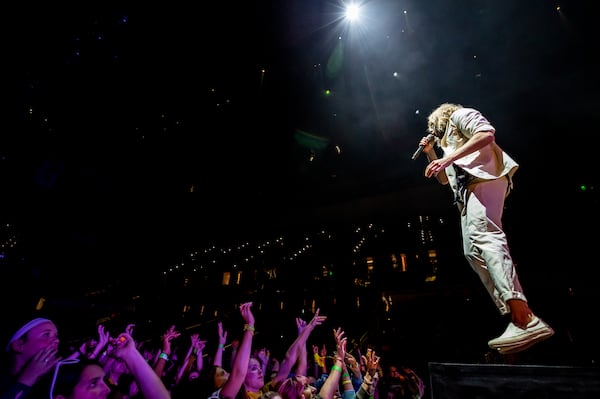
[345,3,362,22]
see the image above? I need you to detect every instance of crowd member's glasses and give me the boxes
[50,359,81,399]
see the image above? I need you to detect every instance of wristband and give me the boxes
[218,344,225,348]
[159,352,170,361]
[342,379,352,385]
[244,324,255,335]
[331,365,343,373]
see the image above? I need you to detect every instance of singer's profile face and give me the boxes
[427,122,439,137]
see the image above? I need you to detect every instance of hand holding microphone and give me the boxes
[411,133,435,160]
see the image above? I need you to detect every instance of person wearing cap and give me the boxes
[1,318,62,399]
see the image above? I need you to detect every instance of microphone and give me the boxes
[411,134,435,160]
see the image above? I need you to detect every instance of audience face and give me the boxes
[387,366,401,379]
[260,391,282,399]
[15,320,59,359]
[243,357,265,391]
[279,375,315,399]
[300,376,316,399]
[214,366,229,388]
[303,386,316,399]
[52,362,111,399]
[107,357,128,375]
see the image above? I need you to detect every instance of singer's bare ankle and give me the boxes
[507,299,533,329]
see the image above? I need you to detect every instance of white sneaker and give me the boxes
[488,316,554,352]
[497,339,545,355]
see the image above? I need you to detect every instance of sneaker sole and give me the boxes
[488,325,553,349]
[496,329,554,354]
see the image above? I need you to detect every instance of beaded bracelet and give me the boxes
[244,324,255,335]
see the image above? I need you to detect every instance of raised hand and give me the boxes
[126,323,136,337]
[191,333,207,353]
[111,333,137,358]
[239,302,255,327]
[218,321,228,347]
[296,317,307,335]
[18,345,61,386]
[161,325,181,354]
[96,324,111,349]
[333,327,347,361]
[345,352,361,378]
[308,308,327,330]
[361,348,380,378]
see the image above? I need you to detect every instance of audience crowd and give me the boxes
[0,303,426,399]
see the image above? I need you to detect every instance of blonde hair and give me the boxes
[261,391,282,399]
[278,375,309,399]
[426,103,462,147]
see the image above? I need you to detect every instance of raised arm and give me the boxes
[294,318,308,376]
[271,309,327,389]
[317,327,347,399]
[153,325,181,377]
[355,349,379,399]
[112,333,170,399]
[213,321,228,368]
[175,333,206,386]
[344,351,363,392]
[194,336,206,375]
[89,324,111,361]
[219,302,256,399]
[312,344,327,379]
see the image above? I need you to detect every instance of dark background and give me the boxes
[0,5,598,391]
[1,0,598,288]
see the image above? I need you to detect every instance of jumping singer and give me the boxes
[416,102,554,354]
